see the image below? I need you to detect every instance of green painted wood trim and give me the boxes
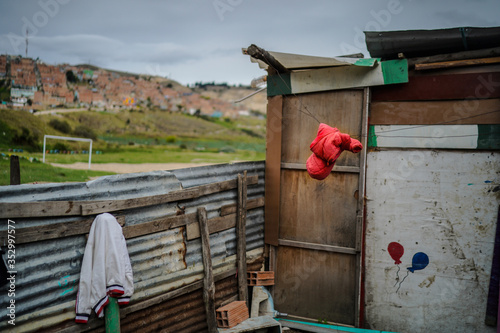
[105,297,121,333]
[354,58,378,67]
[368,125,378,148]
[380,59,408,85]
[478,124,500,149]
[267,73,291,96]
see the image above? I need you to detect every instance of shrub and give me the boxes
[165,135,177,143]
[53,142,69,151]
[49,119,72,134]
[12,127,40,150]
[73,125,97,141]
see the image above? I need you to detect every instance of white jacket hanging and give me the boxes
[75,213,134,323]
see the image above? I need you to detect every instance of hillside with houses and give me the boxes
[0,55,266,117]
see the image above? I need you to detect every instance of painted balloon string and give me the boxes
[396,252,429,293]
[396,271,410,293]
[393,265,401,287]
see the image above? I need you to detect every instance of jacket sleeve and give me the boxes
[75,218,107,323]
[75,213,134,322]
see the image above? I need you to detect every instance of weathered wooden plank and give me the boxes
[371,71,500,101]
[79,188,194,216]
[236,172,248,304]
[265,95,282,246]
[10,155,20,185]
[198,207,218,333]
[81,175,258,215]
[0,200,82,218]
[370,99,500,125]
[122,213,196,239]
[274,246,357,325]
[0,216,125,245]
[408,47,500,67]
[281,90,363,166]
[279,169,359,249]
[415,56,500,71]
[267,59,407,96]
[0,175,258,219]
[370,124,480,149]
[220,197,265,216]
[278,239,357,255]
[186,214,237,241]
[281,163,360,173]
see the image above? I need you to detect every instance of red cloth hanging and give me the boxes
[306,123,363,180]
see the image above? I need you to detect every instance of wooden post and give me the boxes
[237,171,248,305]
[10,155,20,185]
[197,207,217,333]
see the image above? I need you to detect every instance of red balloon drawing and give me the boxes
[388,242,404,265]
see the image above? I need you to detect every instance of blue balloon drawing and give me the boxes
[408,252,429,273]
[395,251,429,292]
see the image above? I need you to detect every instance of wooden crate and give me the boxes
[247,271,275,286]
[216,301,249,328]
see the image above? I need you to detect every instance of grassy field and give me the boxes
[0,108,267,185]
[13,145,265,164]
[0,156,114,186]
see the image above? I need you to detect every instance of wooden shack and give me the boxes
[247,26,500,332]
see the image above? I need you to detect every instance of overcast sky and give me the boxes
[0,0,498,86]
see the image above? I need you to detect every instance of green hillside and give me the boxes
[0,108,266,153]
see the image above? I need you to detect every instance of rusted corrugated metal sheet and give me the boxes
[0,161,265,332]
[365,150,499,333]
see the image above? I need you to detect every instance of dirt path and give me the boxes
[51,162,216,173]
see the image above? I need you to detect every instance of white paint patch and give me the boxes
[365,150,499,333]
[291,65,385,94]
[373,125,479,149]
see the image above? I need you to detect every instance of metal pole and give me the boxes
[88,139,92,170]
[43,135,46,163]
[105,297,120,333]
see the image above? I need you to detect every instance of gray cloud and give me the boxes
[0,0,498,85]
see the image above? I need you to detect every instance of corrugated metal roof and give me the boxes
[365,26,500,60]
[0,161,265,332]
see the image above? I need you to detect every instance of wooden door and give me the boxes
[265,89,368,326]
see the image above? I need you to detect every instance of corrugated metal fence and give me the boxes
[0,161,265,332]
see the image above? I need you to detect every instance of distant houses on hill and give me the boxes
[0,55,256,118]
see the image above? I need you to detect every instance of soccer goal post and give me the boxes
[43,135,93,170]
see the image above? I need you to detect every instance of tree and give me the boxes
[66,70,78,83]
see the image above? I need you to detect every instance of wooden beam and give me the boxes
[278,239,358,255]
[265,95,283,246]
[236,172,248,304]
[0,175,258,218]
[186,214,236,241]
[371,71,500,102]
[280,162,360,173]
[0,216,125,245]
[220,197,265,216]
[370,99,500,125]
[122,213,195,239]
[246,44,289,74]
[0,211,196,245]
[81,175,258,216]
[197,207,218,333]
[415,56,500,71]
[408,47,500,66]
[10,155,20,185]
